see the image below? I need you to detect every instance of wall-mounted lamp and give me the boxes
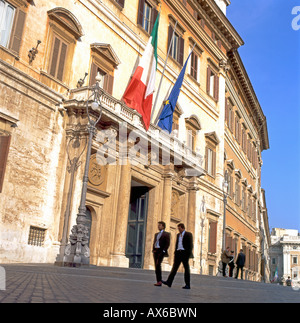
[28,40,41,64]
[77,72,88,88]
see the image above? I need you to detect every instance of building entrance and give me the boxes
[125,185,149,268]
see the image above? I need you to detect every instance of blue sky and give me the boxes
[227,1,300,231]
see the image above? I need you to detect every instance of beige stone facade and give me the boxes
[0,0,270,280]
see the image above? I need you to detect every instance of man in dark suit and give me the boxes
[162,223,194,289]
[153,221,170,286]
[235,249,246,280]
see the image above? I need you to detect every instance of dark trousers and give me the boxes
[229,264,234,277]
[235,265,244,279]
[153,249,165,282]
[222,262,227,276]
[166,250,190,287]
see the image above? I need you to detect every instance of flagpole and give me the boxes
[150,21,178,124]
[154,42,197,126]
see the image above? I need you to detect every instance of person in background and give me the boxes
[235,249,246,280]
[221,247,231,277]
[228,250,235,278]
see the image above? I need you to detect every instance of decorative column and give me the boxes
[161,168,174,230]
[187,177,198,235]
[111,162,131,267]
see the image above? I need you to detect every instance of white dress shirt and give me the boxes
[155,230,164,248]
[177,230,185,250]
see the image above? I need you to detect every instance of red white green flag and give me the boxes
[122,14,160,130]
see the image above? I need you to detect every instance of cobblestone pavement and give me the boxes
[0,263,299,303]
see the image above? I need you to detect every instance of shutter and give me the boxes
[0,135,11,193]
[117,0,125,8]
[89,62,98,86]
[168,25,173,52]
[206,66,211,94]
[150,7,158,34]
[209,221,217,254]
[9,8,26,55]
[225,98,229,124]
[50,37,61,78]
[137,0,144,26]
[205,146,208,172]
[56,41,67,81]
[214,75,219,101]
[178,36,184,65]
[212,150,216,177]
[104,74,114,95]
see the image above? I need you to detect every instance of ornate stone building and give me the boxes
[270,228,300,283]
[0,0,269,280]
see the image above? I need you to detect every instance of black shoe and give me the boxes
[162,280,171,287]
[182,285,191,289]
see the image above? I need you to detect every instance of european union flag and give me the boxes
[157,51,193,133]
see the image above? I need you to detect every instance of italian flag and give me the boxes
[122,14,159,130]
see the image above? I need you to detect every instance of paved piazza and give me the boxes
[0,264,299,304]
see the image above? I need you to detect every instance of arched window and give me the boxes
[45,7,83,84]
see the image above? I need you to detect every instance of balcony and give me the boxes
[63,86,206,177]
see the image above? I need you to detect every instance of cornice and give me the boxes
[227,50,269,151]
[194,0,244,50]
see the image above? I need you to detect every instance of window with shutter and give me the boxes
[168,25,184,66]
[45,8,83,85]
[0,1,27,56]
[0,0,15,48]
[207,66,219,101]
[190,51,198,80]
[137,0,158,34]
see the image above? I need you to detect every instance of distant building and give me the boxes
[269,228,300,283]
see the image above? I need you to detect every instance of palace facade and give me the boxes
[0,0,270,280]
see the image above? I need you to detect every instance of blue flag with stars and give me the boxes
[157,51,193,133]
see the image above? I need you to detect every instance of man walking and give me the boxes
[152,221,170,286]
[235,249,246,280]
[221,247,231,277]
[162,223,194,289]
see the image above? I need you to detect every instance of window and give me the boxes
[46,8,83,84]
[293,257,298,265]
[0,0,15,47]
[190,51,198,80]
[205,132,219,178]
[225,98,234,132]
[168,24,184,66]
[0,0,26,55]
[137,0,158,34]
[185,116,201,151]
[89,43,120,95]
[28,226,46,247]
[235,179,239,205]
[207,66,219,101]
